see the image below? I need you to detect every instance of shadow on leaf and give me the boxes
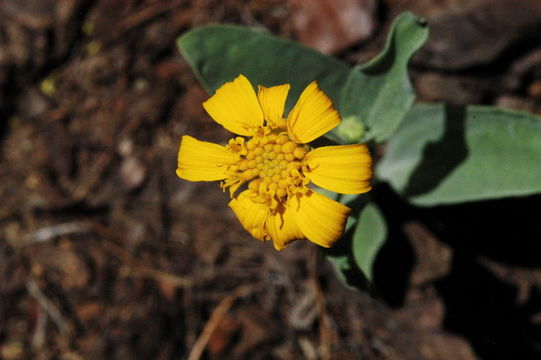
[403,103,468,197]
[323,197,373,294]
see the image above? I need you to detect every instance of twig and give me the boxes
[310,249,334,360]
[24,222,87,244]
[31,306,47,350]
[117,0,185,34]
[124,265,192,288]
[90,221,194,288]
[72,115,144,201]
[298,337,318,360]
[187,286,251,360]
[26,279,71,337]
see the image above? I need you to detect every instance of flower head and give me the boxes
[177,75,372,250]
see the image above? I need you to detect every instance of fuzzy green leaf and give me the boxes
[352,203,387,281]
[324,199,386,291]
[377,103,541,206]
[339,12,429,143]
[178,25,350,112]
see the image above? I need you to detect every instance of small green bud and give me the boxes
[335,116,366,143]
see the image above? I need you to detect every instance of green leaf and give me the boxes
[352,203,387,281]
[324,200,386,291]
[377,103,541,206]
[339,12,428,143]
[177,25,350,112]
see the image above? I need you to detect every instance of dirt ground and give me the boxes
[1,0,541,359]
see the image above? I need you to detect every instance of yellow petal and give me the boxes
[287,81,340,143]
[266,205,304,250]
[202,75,264,136]
[291,190,350,248]
[304,144,373,194]
[228,190,268,241]
[257,84,290,129]
[177,135,237,181]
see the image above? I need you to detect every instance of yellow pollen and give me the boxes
[293,147,307,159]
[238,162,248,171]
[224,127,310,210]
[259,181,268,194]
[282,141,297,153]
[288,162,301,170]
[278,179,288,188]
[249,179,260,192]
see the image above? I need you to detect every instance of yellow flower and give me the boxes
[177,75,372,250]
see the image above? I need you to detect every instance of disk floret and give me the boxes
[222,126,309,210]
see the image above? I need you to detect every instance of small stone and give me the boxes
[119,156,146,191]
[528,81,541,98]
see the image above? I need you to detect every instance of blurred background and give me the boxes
[1,0,541,359]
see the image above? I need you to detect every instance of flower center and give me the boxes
[223,128,309,210]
